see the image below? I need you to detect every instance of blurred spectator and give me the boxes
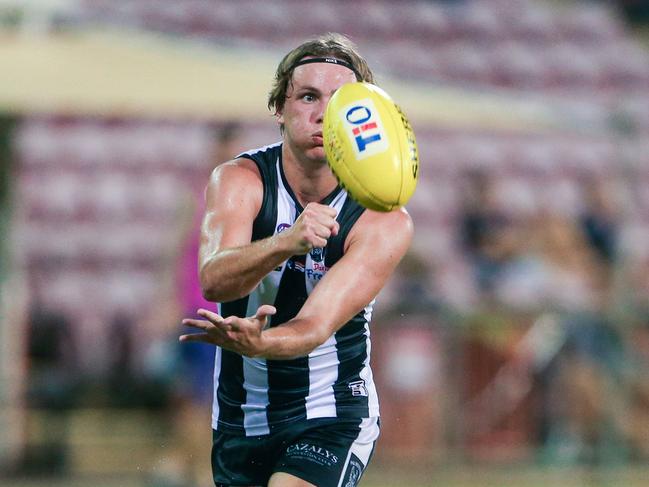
[531,212,606,312]
[530,209,626,465]
[579,177,620,267]
[26,306,79,410]
[541,349,624,465]
[21,305,80,475]
[147,121,244,487]
[618,0,649,25]
[458,169,517,298]
[106,311,164,408]
[621,316,649,461]
[387,249,438,313]
[176,121,244,405]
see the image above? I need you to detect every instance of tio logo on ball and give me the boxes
[341,98,389,159]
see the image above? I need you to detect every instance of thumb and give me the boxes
[254,305,277,324]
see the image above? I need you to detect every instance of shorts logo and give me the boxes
[342,454,365,487]
[348,380,368,397]
[285,442,338,466]
[341,99,389,159]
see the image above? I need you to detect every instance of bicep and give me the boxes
[199,161,262,265]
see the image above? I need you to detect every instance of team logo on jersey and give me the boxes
[341,99,389,159]
[310,247,325,262]
[276,223,291,233]
[290,259,305,273]
[348,380,368,397]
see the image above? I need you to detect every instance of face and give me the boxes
[278,61,357,164]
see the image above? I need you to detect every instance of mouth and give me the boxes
[312,133,323,145]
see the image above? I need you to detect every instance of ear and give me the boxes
[276,109,284,126]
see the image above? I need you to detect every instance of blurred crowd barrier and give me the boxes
[1,0,649,485]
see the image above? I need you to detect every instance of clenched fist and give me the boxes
[280,202,339,254]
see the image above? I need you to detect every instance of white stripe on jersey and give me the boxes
[211,347,223,430]
[242,357,270,435]
[305,334,339,419]
[359,323,380,417]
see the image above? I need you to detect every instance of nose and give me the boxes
[315,98,328,124]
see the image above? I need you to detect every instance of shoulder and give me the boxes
[209,157,261,186]
[346,207,414,253]
[205,157,263,211]
[207,157,262,196]
[352,207,413,238]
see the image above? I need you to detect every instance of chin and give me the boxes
[304,146,327,164]
[314,145,327,159]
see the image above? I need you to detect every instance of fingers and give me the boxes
[180,318,231,346]
[193,309,235,330]
[255,304,276,317]
[181,318,214,331]
[182,317,233,335]
[330,220,340,237]
[254,305,276,325]
[292,203,339,251]
[179,332,212,343]
[305,204,338,235]
[180,308,268,356]
[310,219,340,247]
[197,308,224,323]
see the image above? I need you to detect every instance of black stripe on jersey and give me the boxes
[333,316,370,417]
[267,251,309,430]
[216,297,250,428]
[326,196,369,416]
[323,195,365,264]
[240,144,280,240]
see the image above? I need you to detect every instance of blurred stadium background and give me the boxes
[2,0,649,486]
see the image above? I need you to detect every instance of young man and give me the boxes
[180,33,413,487]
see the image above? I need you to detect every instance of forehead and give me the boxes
[291,61,357,91]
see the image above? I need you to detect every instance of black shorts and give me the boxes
[212,417,379,487]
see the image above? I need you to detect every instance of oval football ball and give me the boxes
[323,82,419,212]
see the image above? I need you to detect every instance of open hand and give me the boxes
[179,305,277,358]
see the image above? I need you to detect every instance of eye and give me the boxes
[301,93,317,103]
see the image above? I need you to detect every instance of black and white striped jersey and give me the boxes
[212,142,380,436]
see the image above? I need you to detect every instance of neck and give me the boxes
[282,145,338,207]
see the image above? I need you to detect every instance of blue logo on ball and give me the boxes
[346,105,382,152]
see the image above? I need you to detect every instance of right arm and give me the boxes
[199,158,339,303]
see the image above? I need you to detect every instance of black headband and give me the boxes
[291,57,361,80]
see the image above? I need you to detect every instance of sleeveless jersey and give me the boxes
[212,142,380,436]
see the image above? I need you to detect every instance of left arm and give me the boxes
[180,207,413,359]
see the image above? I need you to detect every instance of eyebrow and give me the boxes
[294,85,340,97]
[294,84,320,93]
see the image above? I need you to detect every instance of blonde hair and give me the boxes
[267,33,375,116]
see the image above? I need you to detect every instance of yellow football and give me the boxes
[323,82,419,212]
